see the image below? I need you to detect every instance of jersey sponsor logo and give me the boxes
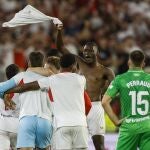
[125,116,150,123]
[127,80,150,88]
[0,113,13,118]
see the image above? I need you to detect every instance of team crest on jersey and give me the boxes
[133,73,140,77]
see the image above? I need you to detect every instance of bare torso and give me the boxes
[79,61,114,102]
[55,30,114,102]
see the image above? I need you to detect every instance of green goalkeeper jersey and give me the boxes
[106,69,150,133]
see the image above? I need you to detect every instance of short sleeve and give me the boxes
[13,72,24,85]
[79,75,86,89]
[82,76,86,90]
[105,77,119,98]
[38,77,50,90]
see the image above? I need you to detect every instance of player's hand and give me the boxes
[4,94,16,110]
[56,24,63,30]
[115,118,124,127]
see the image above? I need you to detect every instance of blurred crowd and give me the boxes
[0,0,150,81]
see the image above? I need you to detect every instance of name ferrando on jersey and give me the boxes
[127,80,150,88]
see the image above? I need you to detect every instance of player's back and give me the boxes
[13,71,52,121]
[116,69,150,133]
[47,72,87,128]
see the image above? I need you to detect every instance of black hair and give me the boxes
[85,42,96,47]
[130,50,145,67]
[60,54,76,68]
[5,64,20,79]
[29,51,44,67]
[46,48,61,57]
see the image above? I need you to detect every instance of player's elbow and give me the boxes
[102,99,107,107]
[47,70,54,76]
[102,95,110,108]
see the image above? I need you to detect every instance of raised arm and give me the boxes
[56,25,86,65]
[5,81,40,94]
[56,25,69,54]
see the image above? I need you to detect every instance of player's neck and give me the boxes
[129,66,143,70]
[61,68,72,73]
[87,60,99,67]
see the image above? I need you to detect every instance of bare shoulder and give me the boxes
[104,66,114,76]
[98,64,115,80]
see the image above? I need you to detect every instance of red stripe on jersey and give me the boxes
[48,88,54,102]
[19,79,24,85]
[9,79,24,100]
[5,78,24,110]
[84,91,92,115]
[9,93,14,99]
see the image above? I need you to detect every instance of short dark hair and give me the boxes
[60,54,76,68]
[46,48,61,57]
[85,42,96,47]
[29,51,44,67]
[130,50,145,67]
[5,64,20,79]
[46,56,60,70]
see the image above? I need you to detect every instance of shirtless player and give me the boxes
[56,25,115,150]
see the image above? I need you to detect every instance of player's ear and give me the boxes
[72,63,77,73]
[142,61,145,68]
[43,59,46,67]
[28,60,31,67]
[128,59,131,67]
